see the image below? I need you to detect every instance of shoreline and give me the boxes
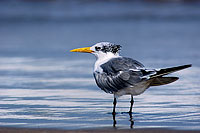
[0,127,199,133]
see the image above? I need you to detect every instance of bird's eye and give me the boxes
[95,46,101,51]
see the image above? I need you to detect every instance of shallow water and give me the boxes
[0,0,200,130]
[0,57,199,130]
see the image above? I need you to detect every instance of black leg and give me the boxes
[112,97,117,115]
[129,95,134,114]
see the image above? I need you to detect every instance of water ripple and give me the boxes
[0,57,199,130]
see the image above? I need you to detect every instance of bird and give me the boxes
[70,42,192,114]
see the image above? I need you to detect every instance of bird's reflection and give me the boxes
[112,112,134,128]
[129,112,134,128]
[112,112,117,128]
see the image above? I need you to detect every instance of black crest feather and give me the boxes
[99,43,121,53]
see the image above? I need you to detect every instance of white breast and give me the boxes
[94,52,120,73]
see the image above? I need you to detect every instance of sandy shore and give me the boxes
[0,127,199,133]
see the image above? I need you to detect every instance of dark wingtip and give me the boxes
[150,64,192,78]
[175,64,192,71]
[174,77,179,81]
[184,64,192,68]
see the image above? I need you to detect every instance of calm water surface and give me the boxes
[0,0,200,130]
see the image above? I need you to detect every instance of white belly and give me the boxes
[114,80,152,97]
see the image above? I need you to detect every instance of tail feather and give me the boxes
[150,64,192,78]
[150,77,179,86]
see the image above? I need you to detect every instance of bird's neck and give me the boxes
[94,52,120,73]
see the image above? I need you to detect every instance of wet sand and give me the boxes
[0,128,199,133]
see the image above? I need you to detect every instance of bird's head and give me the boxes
[70,42,121,59]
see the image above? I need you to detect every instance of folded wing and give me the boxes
[93,57,149,93]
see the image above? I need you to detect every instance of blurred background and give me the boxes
[0,0,200,62]
[0,0,200,130]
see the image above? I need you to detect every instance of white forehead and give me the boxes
[93,42,112,47]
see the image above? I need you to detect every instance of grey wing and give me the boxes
[93,57,154,94]
[94,69,143,93]
[109,57,145,72]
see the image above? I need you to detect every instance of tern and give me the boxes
[70,42,191,114]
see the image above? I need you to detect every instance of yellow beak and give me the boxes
[70,47,94,53]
